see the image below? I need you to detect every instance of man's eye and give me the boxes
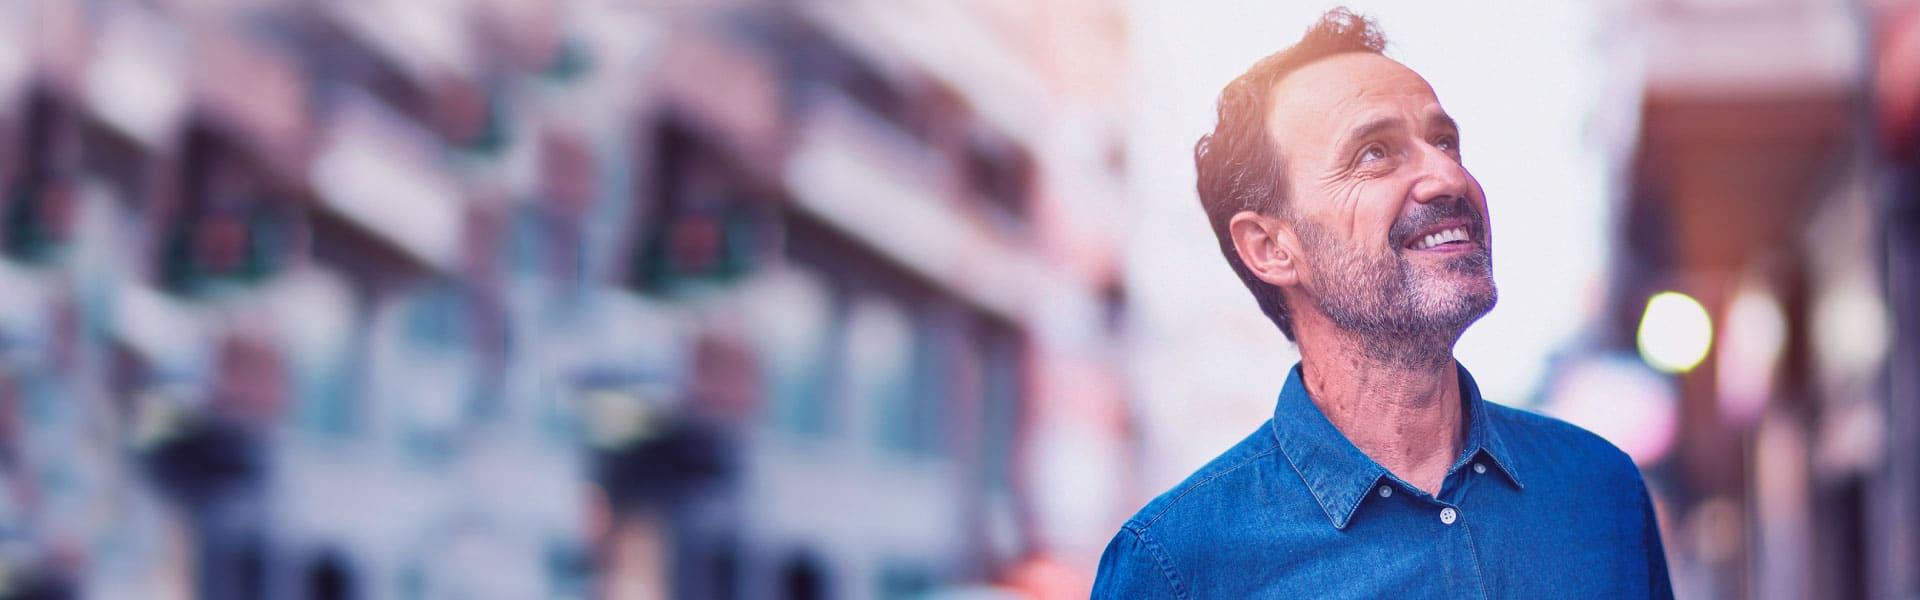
[1359,144,1387,163]
[1436,136,1459,152]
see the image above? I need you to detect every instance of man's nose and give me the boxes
[1410,145,1472,204]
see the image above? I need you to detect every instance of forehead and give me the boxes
[1265,53,1445,152]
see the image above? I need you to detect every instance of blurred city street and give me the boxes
[0,0,1917,598]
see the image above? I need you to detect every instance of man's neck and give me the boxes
[1297,330,1466,496]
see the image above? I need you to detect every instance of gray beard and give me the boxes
[1295,219,1497,369]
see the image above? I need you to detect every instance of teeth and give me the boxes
[1413,227,1469,250]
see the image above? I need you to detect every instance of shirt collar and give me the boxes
[1268,361,1524,530]
[1453,361,1524,490]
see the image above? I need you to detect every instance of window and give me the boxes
[978,322,1023,491]
[2,91,78,265]
[852,297,940,457]
[874,560,936,600]
[963,129,1033,229]
[747,266,839,439]
[631,122,775,295]
[158,127,298,296]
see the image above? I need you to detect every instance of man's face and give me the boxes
[1266,53,1496,338]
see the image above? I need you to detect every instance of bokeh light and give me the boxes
[1638,291,1714,374]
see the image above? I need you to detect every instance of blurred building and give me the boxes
[0,1,1133,599]
[1590,0,1920,598]
[16,1,1920,599]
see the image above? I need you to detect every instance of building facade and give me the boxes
[0,1,1135,598]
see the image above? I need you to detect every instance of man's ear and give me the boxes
[1228,210,1301,288]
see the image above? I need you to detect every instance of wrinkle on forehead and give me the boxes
[1266,54,1445,163]
[1261,53,1450,243]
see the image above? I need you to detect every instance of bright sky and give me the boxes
[1123,1,1632,486]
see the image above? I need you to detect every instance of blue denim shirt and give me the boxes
[1094,363,1672,598]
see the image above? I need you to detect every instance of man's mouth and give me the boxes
[1406,225,1472,251]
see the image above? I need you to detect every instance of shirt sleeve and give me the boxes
[1092,526,1185,599]
[1640,483,1676,600]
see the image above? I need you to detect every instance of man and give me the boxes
[1093,8,1673,598]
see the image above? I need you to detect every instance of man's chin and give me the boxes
[1440,289,1498,327]
[1410,281,1498,328]
[1411,263,1494,294]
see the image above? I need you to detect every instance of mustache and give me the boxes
[1389,197,1483,248]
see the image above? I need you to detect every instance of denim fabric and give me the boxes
[1093,363,1673,599]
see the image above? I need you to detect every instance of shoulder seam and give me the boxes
[1138,443,1281,531]
[1488,402,1650,484]
[1487,402,1577,431]
[1127,525,1191,599]
[1492,404,1630,454]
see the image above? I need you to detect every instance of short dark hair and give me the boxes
[1194,8,1386,341]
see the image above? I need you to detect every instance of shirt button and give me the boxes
[1439,507,1458,525]
[1378,485,1393,498]
[1473,462,1487,474]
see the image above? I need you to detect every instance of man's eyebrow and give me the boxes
[1336,117,1401,151]
[1334,113,1460,154]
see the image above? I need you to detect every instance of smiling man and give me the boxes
[1093,9,1673,598]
